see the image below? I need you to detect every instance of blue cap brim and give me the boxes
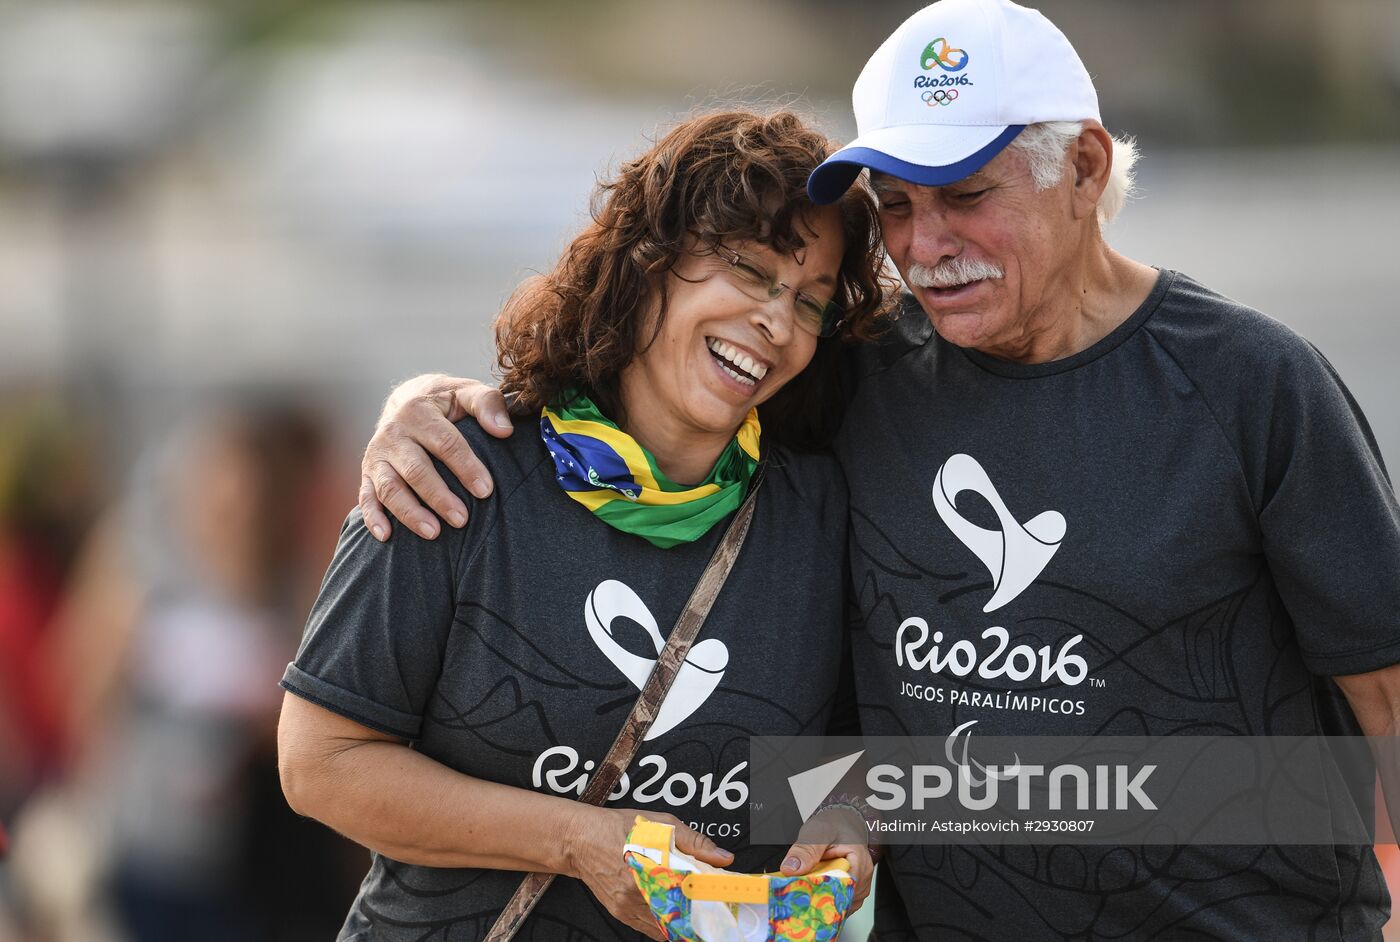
[807,125,1026,204]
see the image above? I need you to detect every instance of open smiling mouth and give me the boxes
[706,337,768,388]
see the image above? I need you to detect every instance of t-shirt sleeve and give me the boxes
[280,504,472,740]
[1256,343,1400,676]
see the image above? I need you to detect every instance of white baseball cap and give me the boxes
[808,0,1100,204]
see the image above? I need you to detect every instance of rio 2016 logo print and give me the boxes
[921,38,969,72]
[916,38,972,105]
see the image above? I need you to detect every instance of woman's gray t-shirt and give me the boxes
[282,418,851,941]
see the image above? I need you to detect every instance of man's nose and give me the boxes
[908,206,961,264]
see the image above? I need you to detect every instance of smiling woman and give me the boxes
[495,110,891,456]
[277,108,895,941]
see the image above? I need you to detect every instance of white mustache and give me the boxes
[907,257,1005,289]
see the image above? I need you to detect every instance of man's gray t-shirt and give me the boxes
[282,418,852,940]
[837,270,1400,939]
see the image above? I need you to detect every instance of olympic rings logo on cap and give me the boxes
[922,88,959,106]
[920,38,969,72]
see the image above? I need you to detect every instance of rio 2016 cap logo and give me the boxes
[914,38,973,104]
[921,38,969,72]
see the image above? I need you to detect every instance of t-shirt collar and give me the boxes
[957,268,1175,379]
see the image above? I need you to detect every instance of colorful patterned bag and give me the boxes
[623,817,855,942]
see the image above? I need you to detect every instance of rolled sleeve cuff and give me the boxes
[1302,635,1400,678]
[280,663,424,741]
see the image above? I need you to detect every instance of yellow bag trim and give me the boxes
[680,872,769,903]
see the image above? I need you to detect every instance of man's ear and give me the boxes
[1070,122,1113,221]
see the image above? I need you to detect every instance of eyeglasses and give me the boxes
[712,246,845,338]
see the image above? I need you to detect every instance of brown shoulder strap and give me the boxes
[483,466,766,941]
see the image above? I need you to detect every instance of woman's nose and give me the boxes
[752,292,797,345]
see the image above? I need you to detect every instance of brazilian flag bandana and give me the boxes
[540,389,761,549]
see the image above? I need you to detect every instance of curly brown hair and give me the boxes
[494,109,896,450]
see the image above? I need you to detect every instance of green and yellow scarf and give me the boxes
[540,390,760,548]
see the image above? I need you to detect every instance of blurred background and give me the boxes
[0,0,1396,939]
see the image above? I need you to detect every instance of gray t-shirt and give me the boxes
[837,270,1400,940]
[282,417,852,941]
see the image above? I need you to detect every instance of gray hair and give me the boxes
[1009,121,1139,224]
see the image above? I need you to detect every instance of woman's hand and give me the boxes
[778,806,876,916]
[563,806,734,939]
[359,374,513,542]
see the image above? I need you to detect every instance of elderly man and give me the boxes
[349,0,1400,937]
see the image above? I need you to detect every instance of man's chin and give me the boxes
[927,312,992,348]
[915,299,997,349]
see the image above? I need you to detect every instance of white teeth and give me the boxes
[705,337,768,382]
[720,362,755,386]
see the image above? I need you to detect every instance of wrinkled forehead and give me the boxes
[867,144,1030,194]
[869,167,991,195]
[867,171,973,200]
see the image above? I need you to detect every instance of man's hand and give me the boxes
[359,374,513,541]
[779,806,876,916]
